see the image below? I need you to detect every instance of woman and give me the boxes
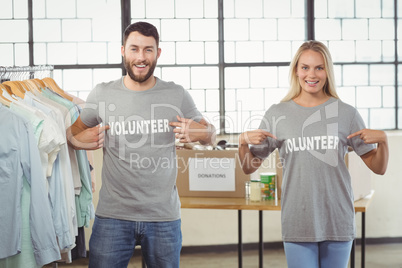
[239,40,388,268]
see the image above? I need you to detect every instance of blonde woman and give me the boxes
[239,40,388,268]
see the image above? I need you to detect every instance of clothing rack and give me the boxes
[1,64,58,268]
[0,65,54,82]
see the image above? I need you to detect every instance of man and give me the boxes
[67,21,215,268]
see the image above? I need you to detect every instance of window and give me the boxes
[315,0,396,129]
[33,0,122,100]
[223,0,305,132]
[131,0,221,131]
[1,0,399,132]
[0,0,29,66]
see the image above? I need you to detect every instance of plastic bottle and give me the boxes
[250,178,261,202]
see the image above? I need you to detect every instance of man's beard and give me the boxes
[124,56,157,83]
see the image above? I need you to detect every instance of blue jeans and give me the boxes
[89,216,182,268]
[283,240,353,268]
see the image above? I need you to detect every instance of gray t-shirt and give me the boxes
[250,97,375,242]
[80,77,202,222]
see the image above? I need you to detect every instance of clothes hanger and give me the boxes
[0,84,17,102]
[0,67,26,98]
[20,66,46,92]
[2,81,26,99]
[33,78,46,88]
[16,80,30,92]
[0,66,5,83]
[21,80,34,92]
[1,81,14,96]
[42,77,74,101]
[0,95,10,107]
[0,84,12,107]
[15,67,41,94]
[23,79,42,95]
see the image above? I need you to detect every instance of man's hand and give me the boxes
[169,115,215,145]
[67,116,110,150]
[71,125,109,150]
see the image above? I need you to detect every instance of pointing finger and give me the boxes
[347,130,363,139]
[260,130,277,140]
[169,121,179,127]
[176,115,185,122]
[177,115,191,123]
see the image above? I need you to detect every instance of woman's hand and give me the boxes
[348,129,389,175]
[347,129,387,145]
[238,129,276,174]
[239,129,277,146]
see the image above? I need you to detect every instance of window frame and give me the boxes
[3,0,399,133]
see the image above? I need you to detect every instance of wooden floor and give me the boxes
[45,243,402,268]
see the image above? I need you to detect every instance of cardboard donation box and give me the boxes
[176,149,250,197]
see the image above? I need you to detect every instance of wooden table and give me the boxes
[180,191,374,268]
[181,197,280,268]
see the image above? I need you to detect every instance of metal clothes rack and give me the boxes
[0,65,54,82]
[1,65,58,268]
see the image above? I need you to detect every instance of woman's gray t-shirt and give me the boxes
[250,97,375,242]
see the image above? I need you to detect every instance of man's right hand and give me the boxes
[67,117,109,150]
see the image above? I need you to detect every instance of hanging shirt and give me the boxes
[29,92,78,263]
[42,88,94,228]
[0,104,60,266]
[22,93,74,252]
[32,92,78,241]
[70,94,97,193]
[12,99,63,177]
[9,102,44,143]
[0,177,41,268]
[36,91,82,194]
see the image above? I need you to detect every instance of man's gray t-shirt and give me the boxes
[250,98,375,242]
[80,77,202,222]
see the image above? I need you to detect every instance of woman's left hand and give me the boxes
[347,129,387,145]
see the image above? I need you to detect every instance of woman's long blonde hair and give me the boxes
[281,40,339,102]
